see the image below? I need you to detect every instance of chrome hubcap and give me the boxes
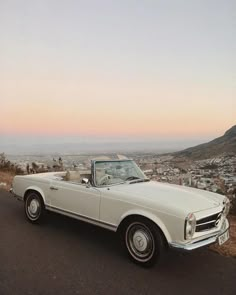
[28,198,40,218]
[126,222,155,261]
[133,231,149,252]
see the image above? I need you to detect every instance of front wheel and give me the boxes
[24,191,44,223]
[123,218,165,267]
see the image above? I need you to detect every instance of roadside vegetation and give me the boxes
[0,170,15,191]
[0,152,64,191]
[0,153,16,191]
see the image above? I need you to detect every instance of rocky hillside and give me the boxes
[174,125,236,160]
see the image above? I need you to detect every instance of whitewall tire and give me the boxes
[24,191,44,223]
[123,217,165,267]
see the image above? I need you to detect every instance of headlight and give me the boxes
[223,198,230,217]
[185,213,196,240]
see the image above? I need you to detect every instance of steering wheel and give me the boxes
[99,174,113,185]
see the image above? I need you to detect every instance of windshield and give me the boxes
[94,160,148,186]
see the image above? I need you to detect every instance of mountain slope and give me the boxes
[174,125,236,160]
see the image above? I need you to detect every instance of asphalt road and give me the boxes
[0,190,235,295]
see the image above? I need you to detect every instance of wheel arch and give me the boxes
[117,210,171,244]
[24,186,46,204]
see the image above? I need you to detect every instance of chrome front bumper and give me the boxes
[170,219,230,251]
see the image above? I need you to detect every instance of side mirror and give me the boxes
[82,178,89,185]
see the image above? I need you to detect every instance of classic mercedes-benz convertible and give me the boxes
[11,159,230,266]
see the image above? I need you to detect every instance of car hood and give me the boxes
[109,181,224,214]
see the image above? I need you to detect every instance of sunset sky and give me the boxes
[0,0,235,150]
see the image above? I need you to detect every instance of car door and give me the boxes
[49,179,101,220]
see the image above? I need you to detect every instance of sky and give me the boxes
[0,0,235,152]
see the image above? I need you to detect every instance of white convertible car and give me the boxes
[11,159,230,266]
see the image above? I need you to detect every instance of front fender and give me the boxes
[118,209,172,243]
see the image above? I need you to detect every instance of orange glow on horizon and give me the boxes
[1,78,234,139]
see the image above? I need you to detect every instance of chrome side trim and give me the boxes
[170,221,230,251]
[45,205,117,232]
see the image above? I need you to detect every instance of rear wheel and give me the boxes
[122,217,165,267]
[24,191,44,223]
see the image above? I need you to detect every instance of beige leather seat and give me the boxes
[65,170,81,182]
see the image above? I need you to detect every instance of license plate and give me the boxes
[218,230,229,246]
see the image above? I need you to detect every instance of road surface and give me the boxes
[0,190,235,295]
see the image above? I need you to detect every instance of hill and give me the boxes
[174,125,236,160]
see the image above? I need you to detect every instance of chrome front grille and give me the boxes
[196,211,222,232]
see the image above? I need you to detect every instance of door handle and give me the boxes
[50,186,59,190]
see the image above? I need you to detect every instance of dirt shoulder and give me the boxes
[210,215,236,258]
[0,170,15,191]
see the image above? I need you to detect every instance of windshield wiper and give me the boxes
[129,179,150,184]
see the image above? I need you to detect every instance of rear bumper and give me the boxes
[9,188,23,201]
[170,219,229,251]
